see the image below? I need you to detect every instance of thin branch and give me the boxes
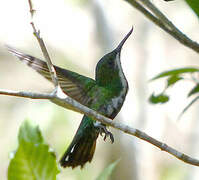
[124,1,173,38]
[125,0,199,53]
[28,0,35,18]
[178,96,199,120]
[28,0,59,88]
[140,0,176,28]
[140,0,199,52]
[0,89,53,99]
[1,88,199,166]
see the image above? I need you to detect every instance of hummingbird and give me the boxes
[7,27,133,168]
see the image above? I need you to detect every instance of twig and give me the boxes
[125,0,199,53]
[28,0,59,89]
[28,0,35,18]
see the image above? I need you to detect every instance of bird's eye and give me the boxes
[108,60,113,67]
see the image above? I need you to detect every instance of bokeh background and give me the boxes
[0,0,199,179]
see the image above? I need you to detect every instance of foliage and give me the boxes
[149,0,199,115]
[7,120,121,180]
[150,67,199,81]
[149,93,169,104]
[185,0,199,18]
[150,67,199,117]
[8,120,59,180]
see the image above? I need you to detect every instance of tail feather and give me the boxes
[60,116,99,168]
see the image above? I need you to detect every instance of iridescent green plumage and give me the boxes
[7,27,133,168]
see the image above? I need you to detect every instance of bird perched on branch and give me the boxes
[7,27,133,168]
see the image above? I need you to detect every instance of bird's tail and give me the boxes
[60,116,99,168]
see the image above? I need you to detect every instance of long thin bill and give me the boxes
[115,26,133,52]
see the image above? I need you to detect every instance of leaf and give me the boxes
[96,159,120,180]
[149,93,169,104]
[188,84,199,97]
[185,0,199,18]
[178,96,199,119]
[167,75,183,88]
[8,120,59,180]
[18,120,43,144]
[150,67,199,81]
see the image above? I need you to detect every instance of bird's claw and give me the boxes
[103,131,114,143]
[94,123,114,143]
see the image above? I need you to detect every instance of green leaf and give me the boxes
[178,96,199,119]
[188,84,199,97]
[8,120,59,180]
[96,159,120,180]
[150,67,199,81]
[167,75,183,88]
[18,120,43,144]
[149,93,169,104]
[185,0,199,18]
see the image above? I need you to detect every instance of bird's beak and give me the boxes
[115,26,133,53]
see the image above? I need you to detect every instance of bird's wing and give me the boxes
[7,46,96,106]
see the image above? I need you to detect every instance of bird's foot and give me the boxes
[94,122,114,143]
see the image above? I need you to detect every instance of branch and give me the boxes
[28,1,59,88]
[1,88,199,166]
[0,89,52,99]
[125,0,199,54]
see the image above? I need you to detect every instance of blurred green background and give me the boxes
[0,0,199,179]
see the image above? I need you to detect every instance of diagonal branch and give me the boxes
[124,1,174,40]
[125,0,199,53]
[28,1,59,89]
[28,0,35,18]
[1,88,199,166]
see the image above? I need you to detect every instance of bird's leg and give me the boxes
[94,122,114,143]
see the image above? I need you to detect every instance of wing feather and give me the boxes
[7,46,96,106]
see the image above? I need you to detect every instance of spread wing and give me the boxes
[7,46,96,106]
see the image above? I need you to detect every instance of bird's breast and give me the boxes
[93,86,128,119]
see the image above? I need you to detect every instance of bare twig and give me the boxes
[125,0,199,53]
[28,0,35,18]
[28,0,59,89]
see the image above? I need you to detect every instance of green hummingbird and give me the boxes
[7,27,133,168]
